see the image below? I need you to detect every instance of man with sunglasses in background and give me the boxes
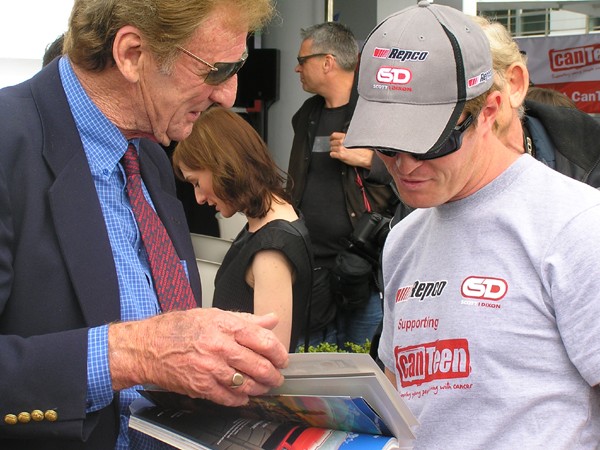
[345,1,600,448]
[287,22,398,351]
[0,1,289,449]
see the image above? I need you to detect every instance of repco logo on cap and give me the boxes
[467,69,493,88]
[372,47,429,62]
[376,66,412,85]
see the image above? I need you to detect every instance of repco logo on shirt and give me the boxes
[395,280,447,303]
[395,339,471,388]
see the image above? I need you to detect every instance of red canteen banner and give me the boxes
[516,34,600,114]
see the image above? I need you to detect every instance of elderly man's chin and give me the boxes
[164,120,198,145]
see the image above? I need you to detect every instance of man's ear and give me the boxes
[480,90,503,131]
[505,62,529,109]
[323,54,336,73]
[112,25,144,83]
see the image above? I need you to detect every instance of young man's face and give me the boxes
[377,114,484,208]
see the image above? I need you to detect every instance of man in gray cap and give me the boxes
[345,1,600,448]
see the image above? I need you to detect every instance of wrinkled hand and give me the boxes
[108,308,289,406]
[330,131,374,169]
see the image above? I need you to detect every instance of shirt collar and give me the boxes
[58,56,139,175]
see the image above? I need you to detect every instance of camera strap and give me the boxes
[354,167,372,213]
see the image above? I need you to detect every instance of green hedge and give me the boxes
[298,339,371,354]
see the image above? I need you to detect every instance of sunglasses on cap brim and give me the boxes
[375,114,474,161]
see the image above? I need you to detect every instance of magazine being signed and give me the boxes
[129,352,418,450]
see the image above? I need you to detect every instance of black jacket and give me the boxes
[524,100,600,187]
[287,87,397,227]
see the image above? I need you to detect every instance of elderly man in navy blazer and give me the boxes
[0,0,288,449]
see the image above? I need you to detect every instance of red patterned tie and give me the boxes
[121,144,196,311]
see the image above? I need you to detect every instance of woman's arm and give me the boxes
[247,250,295,350]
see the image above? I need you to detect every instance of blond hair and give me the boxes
[470,15,526,90]
[471,15,527,121]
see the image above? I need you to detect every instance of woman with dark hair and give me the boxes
[173,107,312,351]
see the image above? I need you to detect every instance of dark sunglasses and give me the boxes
[176,46,248,86]
[375,114,475,161]
[296,53,334,65]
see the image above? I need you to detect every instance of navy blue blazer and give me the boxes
[0,59,201,449]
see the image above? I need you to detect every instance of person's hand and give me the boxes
[108,308,289,406]
[330,131,374,169]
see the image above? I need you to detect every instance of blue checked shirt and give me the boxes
[59,57,171,450]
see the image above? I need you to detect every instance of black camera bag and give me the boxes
[331,250,372,310]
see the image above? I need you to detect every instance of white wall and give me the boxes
[0,0,73,88]
[550,10,588,35]
[377,0,416,22]
[262,0,323,171]
[0,58,43,89]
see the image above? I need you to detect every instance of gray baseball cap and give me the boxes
[344,0,493,156]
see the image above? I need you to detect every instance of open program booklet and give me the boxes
[129,352,418,450]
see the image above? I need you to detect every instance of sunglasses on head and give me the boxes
[176,46,248,86]
[375,114,475,161]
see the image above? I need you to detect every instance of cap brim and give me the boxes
[344,96,456,154]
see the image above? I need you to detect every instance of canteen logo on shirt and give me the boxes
[394,339,471,388]
[395,280,447,303]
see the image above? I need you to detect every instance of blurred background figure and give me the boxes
[174,107,313,351]
[525,86,578,109]
[288,22,398,351]
[472,15,600,184]
[42,33,64,67]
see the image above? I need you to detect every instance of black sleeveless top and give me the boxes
[212,219,312,352]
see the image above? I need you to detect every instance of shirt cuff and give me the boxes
[86,325,114,412]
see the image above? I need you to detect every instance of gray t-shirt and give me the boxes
[379,154,600,449]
